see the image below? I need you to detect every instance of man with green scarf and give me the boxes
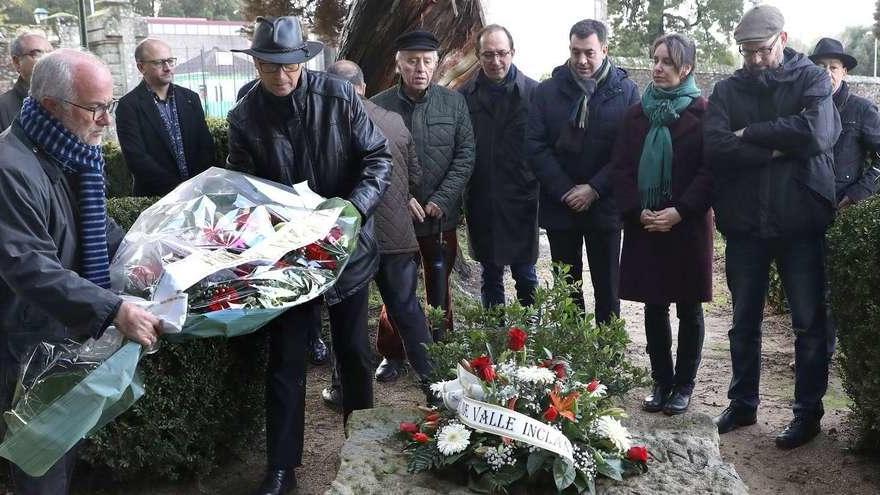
[526,19,639,323]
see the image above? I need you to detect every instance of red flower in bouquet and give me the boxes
[627,445,649,463]
[399,422,419,434]
[304,243,338,270]
[412,432,430,443]
[543,405,559,421]
[327,226,344,245]
[470,355,496,382]
[207,286,240,312]
[587,379,601,393]
[553,363,567,379]
[424,412,441,422]
[507,326,527,351]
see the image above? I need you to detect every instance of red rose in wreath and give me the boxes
[304,243,337,270]
[470,355,496,382]
[627,445,649,463]
[507,326,527,351]
[207,286,240,312]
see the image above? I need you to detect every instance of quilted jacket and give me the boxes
[371,83,475,236]
[362,97,421,254]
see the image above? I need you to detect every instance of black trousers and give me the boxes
[0,364,77,494]
[265,286,373,468]
[644,303,705,394]
[546,229,621,325]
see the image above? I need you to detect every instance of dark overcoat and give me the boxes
[526,63,640,232]
[459,68,539,265]
[116,81,216,196]
[612,97,713,304]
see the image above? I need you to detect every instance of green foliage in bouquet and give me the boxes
[827,196,880,451]
[426,265,647,396]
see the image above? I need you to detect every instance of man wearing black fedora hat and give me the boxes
[227,16,392,495]
[810,37,880,208]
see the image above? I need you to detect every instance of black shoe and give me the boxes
[253,468,296,495]
[662,388,691,416]
[642,385,672,413]
[321,385,342,412]
[775,417,821,450]
[713,406,757,434]
[308,337,329,365]
[374,358,406,382]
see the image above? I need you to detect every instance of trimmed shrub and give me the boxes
[827,196,880,450]
[104,116,230,199]
[82,196,267,481]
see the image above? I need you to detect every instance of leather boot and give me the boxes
[253,468,296,495]
[713,405,757,434]
[642,384,671,413]
[662,388,691,415]
[775,417,821,449]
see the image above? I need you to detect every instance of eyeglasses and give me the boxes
[738,34,781,57]
[139,58,177,68]
[479,50,512,61]
[256,61,302,73]
[61,98,119,121]
[20,49,47,60]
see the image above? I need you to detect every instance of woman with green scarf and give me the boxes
[612,34,714,416]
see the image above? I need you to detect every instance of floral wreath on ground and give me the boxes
[398,327,649,494]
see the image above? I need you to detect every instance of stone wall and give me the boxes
[87,0,148,97]
[617,56,880,101]
[0,23,77,94]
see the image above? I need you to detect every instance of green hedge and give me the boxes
[82,197,267,481]
[827,196,880,450]
[105,117,229,199]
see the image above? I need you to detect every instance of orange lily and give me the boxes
[549,385,580,422]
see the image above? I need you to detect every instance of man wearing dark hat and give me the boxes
[371,30,474,382]
[810,37,880,207]
[704,5,841,450]
[226,16,391,495]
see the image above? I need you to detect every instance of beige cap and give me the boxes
[734,5,785,44]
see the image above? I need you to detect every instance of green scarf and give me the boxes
[637,74,701,209]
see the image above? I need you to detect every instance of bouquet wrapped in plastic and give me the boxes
[0,167,362,476]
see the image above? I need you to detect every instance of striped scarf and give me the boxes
[19,96,111,289]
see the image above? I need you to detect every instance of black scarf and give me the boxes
[476,64,518,117]
[833,80,850,111]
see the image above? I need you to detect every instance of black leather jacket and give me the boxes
[226,70,392,305]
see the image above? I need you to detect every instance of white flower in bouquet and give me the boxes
[514,366,556,385]
[586,379,608,398]
[484,443,517,471]
[436,423,471,455]
[430,379,454,397]
[592,415,632,452]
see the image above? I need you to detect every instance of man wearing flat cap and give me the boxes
[810,37,880,207]
[704,4,841,450]
[227,16,391,495]
[371,30,474,383]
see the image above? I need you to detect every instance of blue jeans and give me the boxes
[480,262,538,308]
[725,236,833,420]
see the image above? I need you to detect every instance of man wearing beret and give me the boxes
[226,16,391,495]
[371,30,475,382]
[810,38,880,208]
[704,5,841,449]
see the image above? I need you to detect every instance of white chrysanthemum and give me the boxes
[589,383,608,398]
[437,423,471,455]
[514,366,556,385]
[430,380,452,397]
[591,415,632,452]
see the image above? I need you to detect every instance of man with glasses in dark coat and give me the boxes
[459,24,539,309]
[705,5,841,450]
[226,16,391,495]
[116,38,215,196]
[0,32,52,130]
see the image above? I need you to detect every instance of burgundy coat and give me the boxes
[612,97,713,304]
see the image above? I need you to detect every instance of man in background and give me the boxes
[0,31,52,129]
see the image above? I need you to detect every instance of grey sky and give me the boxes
[482,0,875,78]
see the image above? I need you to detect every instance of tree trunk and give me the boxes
[646,0,665,45]
[338,0,485,97]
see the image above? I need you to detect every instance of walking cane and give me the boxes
[426,216,448,342]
